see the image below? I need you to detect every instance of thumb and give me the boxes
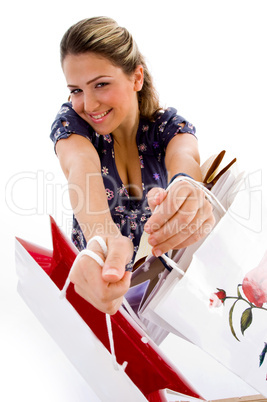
[146,187,167,212]
[102,236,133,283]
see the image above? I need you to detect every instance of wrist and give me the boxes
[168,172,194,187]
[80,218,120,245]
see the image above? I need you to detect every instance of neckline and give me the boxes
[110,118,146,202]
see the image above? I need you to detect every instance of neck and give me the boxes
[112,107,140,147]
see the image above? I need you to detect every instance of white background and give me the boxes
[1,0,267,400]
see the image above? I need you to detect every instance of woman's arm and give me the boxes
[56,134,133,314]
[165,134,202,182]
[144,134,215,255]
[56,134,115,239]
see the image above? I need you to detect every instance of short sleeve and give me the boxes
[155,107,196,150]
[50,102,93,150]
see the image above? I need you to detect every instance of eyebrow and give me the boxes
[67,75,111,88]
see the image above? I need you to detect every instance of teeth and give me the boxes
[93,110,110,119]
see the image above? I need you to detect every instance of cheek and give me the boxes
[112,91,133,112]
[71,96,83,114]
[106,84,133,108]
[100,90,119,107]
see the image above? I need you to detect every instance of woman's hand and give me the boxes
[69,235,133,314]
[144,179,215,256]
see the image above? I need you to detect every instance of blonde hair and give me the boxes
[60,17,161,120]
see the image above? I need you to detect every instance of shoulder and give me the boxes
[138,107,196,151]
[51,102,92,135]
[50,102,96,147]
[154,107,195,135]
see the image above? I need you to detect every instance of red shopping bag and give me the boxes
[16,216,202,402]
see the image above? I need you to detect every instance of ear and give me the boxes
[133,65,144,92]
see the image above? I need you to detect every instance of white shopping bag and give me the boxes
[15,216,203,401]
[139,171,267,397]
[128,169,244,341]
[15,239,147,402]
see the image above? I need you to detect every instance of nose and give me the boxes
[84,91,101,113]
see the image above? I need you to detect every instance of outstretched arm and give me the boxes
[56,134,133,314]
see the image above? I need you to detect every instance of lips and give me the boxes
[89,109,112,122]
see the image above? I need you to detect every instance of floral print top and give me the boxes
[50,102,196,269]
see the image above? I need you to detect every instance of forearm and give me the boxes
[165,134,202,182]
[166,150,202,182]
[67,159,120,242]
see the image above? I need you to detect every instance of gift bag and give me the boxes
[127,162,244,344]
[139,170,267,397]
[15,216,203,402]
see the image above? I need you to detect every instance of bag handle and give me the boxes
[166,176,227,214]
[60,236,121,371]
[157,176,227,274]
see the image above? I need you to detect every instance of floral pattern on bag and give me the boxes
[210,249,267,375]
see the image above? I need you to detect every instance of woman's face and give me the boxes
[63,52,143,136]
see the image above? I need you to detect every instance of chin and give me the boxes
[92,127,113,136]
[81,115,116,136]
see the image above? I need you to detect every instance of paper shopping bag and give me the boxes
[16,238,147,401]
[16,216,203,401]
[127,167,244,343]
[140,172,267,397]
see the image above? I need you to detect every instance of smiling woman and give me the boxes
[60,17,160,120]
[63,52,143,136]
[50,16,215,314]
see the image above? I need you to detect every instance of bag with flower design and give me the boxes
[126,150,240,342]
[132,166,267,397]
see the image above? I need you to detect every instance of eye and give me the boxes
[95,82,109,89]
[70,88,82,95]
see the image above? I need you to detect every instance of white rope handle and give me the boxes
[105,314,119,370]
[87,235,108,257]
[59,236,120,370]
[167,176,227,214]
[160,253,185,276]
[153,176,227,275]
[59,249,105,298]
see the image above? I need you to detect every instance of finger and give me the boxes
[76,270,132,304]
[170,215,215,249]
[145,181,196,233]
[148,191,209,246]
[73,282,123,315]
[149,200,214,254]
[71,258,132,314]
[106,271,132,302]
[102,236,133,282]
[69,253,102,287]
[84,237,107,264]
[146,187,167,213]
[152,214,214,257]
[69,237,107,285]
[106,270,132,299]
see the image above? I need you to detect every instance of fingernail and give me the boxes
[144,224,151,234]
[154,249,162,257]
[104,268,119,277]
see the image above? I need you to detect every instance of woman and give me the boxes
[50,17,215,314]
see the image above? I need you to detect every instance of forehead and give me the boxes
[62,52,123,77]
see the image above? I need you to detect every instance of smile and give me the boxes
[90,109,112,120]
